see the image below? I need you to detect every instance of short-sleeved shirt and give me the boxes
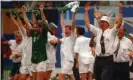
[113,37,133,62]
[8,40,17,53]
[9,40,22,63]
[30,23,48,64]
[60,31,77,62]
[89,24,118,56]
[74,36,94,64]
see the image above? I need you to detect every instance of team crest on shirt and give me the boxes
[33,37,37,42]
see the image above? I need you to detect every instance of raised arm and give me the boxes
[10,10,19,27]
[32,12,37,25]
[21,5,32,29]
[116,3,123,29]
[17,13,24,27]
[94,10,101,22]
[71,12,76,32]
[17,12,26,36]
[39,5,47,24]
[84,3,91,30]
[10,10,24,37]
[60,11,65,34]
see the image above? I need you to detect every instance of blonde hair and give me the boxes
[14,31,22,38]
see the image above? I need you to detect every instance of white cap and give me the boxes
[129,33,133,38]
[101,16,110,24]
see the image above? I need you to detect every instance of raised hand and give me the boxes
[114,16,119,24]
[21,5,26,12]
[94,10,101,19]
[84,3,91,11]
[61,11,63,14]
[73,11,77,16]
[117,3,123,10]
[39,4,44,11]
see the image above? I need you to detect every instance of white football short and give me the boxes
[20,65,32,76]
[46,63,55,71]
[30,63,37,72]
[36,61,47,72]
[79,63,94,73]
[60,60,74,75]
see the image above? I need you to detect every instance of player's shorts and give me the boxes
[60,60,74,75]
[79,62,94,73]
[36,61,47,72]
[46,63,55,71]
[30,63,37,72]
[20,64,32,76]
[9,62,21,77]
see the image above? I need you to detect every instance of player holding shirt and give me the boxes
[58,10,77,80]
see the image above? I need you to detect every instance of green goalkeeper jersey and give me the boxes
[30,23,48,64]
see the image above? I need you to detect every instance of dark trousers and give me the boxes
[94,55,114,80]
[73,58,80,80]
[73,59,80,80]
[9,62,21,77]
[73,68,80,80]
[130,62,133,72]
[113,62,130,80]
